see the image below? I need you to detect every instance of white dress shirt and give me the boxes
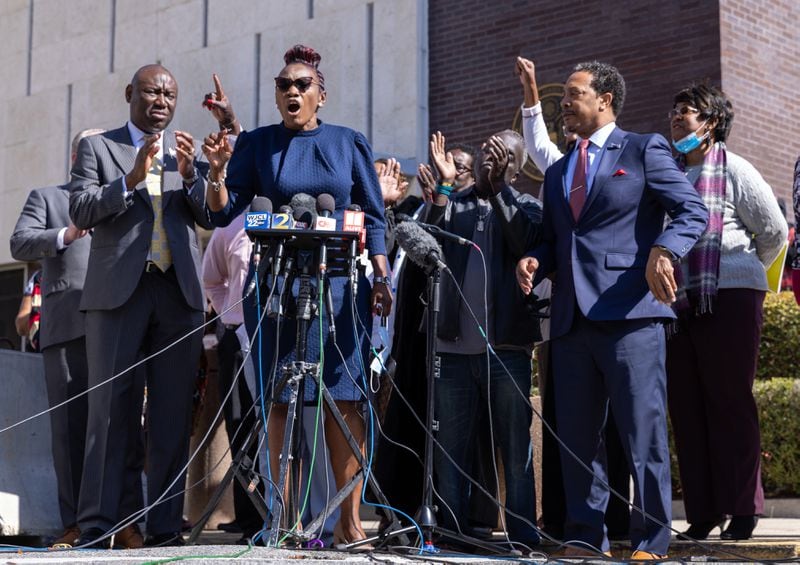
[563,121,617,200]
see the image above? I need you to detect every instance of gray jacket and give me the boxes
[69,126,212,312]
[10,184,90,349]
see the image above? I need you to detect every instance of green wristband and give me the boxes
[435,183,453,196]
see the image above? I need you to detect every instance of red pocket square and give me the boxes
[613,169,627,177]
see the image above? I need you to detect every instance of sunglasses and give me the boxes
[274,76,319,92]
[668,106,700,119]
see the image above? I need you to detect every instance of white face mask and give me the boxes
[672,121,709,154]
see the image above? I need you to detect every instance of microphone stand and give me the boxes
[417,263,441,550]
[375,259,507,555]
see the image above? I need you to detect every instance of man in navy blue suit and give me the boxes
[517,61,708,559]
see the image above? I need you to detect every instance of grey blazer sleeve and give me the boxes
[68,136,129,230]
[10,188,62,261]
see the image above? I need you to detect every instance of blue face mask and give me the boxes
[672,122,709,154]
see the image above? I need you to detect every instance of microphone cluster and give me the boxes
[242,193,367,298]
[244,193,365,246]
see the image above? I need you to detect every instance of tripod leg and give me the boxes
[267,400,303,545]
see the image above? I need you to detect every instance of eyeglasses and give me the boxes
[274,76,319,92]
[668,106,700,119]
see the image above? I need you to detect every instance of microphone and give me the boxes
[289,192,317,229]
[292,205,316,229]
[245,197,273,265]
[395,213,471,247]
[290,192,316,213]
[315,194,337,276]
[343,204,366,296]
[343,203,366,253]
[271,204,294,278]
[271,204,295,230]
[315,193,337,231]
[395,221,447,272]
[243,197,273,297]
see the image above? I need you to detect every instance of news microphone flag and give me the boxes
[245,210,272,231]
[343,209,366,252]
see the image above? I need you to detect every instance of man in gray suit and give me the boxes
[10,129,146,549]
[69,64,213,548]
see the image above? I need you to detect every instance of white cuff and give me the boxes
[56,227,68,250]
[521,102,543,117]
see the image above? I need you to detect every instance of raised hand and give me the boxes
[417,163,436,203]
[174,131,198,180]
[378,157,404,206]
[203,74,240,134]
[430,131,456,185]
[125,133,160,189]
[201,130,233,176]
[515,56,539,107]
[516,256,539,295]
[483,134,510,183]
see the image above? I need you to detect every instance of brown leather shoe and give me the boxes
[52,525,81,547]
[114,523,144,549]
[630,549,668,560]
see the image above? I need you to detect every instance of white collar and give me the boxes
[127,121,168,159]
[126,121,149,148]
[582,121,617,149]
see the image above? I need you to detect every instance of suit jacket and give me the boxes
[532,127,708,339]
[10,184,90,349]
[426,184,544,347]
[69,126,212,312]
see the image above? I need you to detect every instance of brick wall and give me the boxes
[720,0,800,217]
[430,0,722,195]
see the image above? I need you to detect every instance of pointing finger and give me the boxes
[213,73,225,98]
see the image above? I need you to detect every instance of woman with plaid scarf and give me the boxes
[666,84,787,542]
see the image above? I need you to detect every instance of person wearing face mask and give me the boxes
[665,84,786,542]
[423,129,543,549]
[203,44,391,547]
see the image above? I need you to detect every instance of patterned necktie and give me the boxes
[145,156,172,271]
[570,138,590,221]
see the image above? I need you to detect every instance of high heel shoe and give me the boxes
[679,517,726,540]
[332,522,374,551]
[720,515,758,540]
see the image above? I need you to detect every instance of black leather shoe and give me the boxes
[679,517,726,540]
[144,532,186,547]
[76,527,112,549]
[720,515,758,540]
[217,520,242,534]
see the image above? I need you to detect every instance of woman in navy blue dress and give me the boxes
[203,45,392,545]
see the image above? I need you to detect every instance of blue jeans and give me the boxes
[434,350,539,544]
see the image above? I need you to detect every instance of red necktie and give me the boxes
[570,138,590,221]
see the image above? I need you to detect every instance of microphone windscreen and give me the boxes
[395,221,443,269]
[279,205,293,214]
[251,196,273,213]
[290,192,316,212]
[395,212,413,223]
[347,203,362,212]
[316,193,336,216]
[292,206,317,227]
